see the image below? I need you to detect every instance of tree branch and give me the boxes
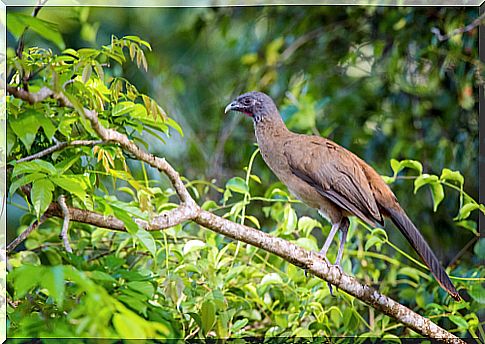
[17,140,105,163]
[431,11,485,42]
[6,216,47,253]
[58,195,73,253]
[42,202,197,232]
[7,86,464,342]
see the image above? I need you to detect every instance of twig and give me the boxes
[6,216,47,253]
[431,11,485,42]
[7,86,464,342]
[448,236,478,268]
[58,195,72,253]
[14,0,48,88]
[17,140,105,163]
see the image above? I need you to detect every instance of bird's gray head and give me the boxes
[224,91,278,123]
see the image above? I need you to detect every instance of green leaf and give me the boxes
[50,175,87,201]
[365,236,383,251]
[200,300,217,336]
[7,13,65,49]
[468,284,485,304]
[414,174,439,194]
[9,110,41,152]
[260,272,283,286]
[474,238,485,258]
[201,200,218,211]
[183,239,206,255]
[112,207,139,234]
[397,267,420,282]
[87,270,117,283]
[232,318,248,332]
[55,154,81,174]
[37,115,57,141]
[82,64,93,83]
[297,216,321,237]
[391,159,423,176]
[31,178,54,218]
[449,315,468,329]
[245,215,260,229]
[10,265,44,298]
[9,172,46,196]
[12,159,57,177]
[440,168,464,186]
[295,237,319,251]
[112,313,146,339]
[430,182,444,212]
[127,281,155,298]
[249,174,262,184]
[135,229,157,257]
[93,60,105,81]
[455,202,479,221]
[390,159,400,175]
[282,205,297,234]
[166,117,184,137]
[226,177,249,194]
[41,266,65,307]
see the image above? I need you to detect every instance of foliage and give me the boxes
[5,6,484,341]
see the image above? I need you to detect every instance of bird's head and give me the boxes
[224,91,278,123]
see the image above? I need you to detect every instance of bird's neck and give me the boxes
[254,111,291,150]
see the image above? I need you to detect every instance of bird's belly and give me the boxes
[285,175,343,224]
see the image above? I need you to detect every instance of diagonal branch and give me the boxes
[6,216,47,253]
[17,140,105,163]
[431,11,485,42]
[6,86,464,343]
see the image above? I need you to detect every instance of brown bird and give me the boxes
[225,91,460,301]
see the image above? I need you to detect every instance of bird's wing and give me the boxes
[284,136,384,226]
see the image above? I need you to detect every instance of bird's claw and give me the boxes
[327,263,343,297]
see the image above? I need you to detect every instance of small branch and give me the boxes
[14,0,48,88]
[431,11,485,42]
[6,216,47,253]
[448,236,478,269]
[58,195,72,253]
[17,140,105,163]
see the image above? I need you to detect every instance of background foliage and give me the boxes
[5,5,484,340]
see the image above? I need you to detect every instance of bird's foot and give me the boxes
[327,263,343,297]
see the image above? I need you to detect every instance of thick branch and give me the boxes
[7,86,463,342]
[194,210,462,342]
[43,203,196,232]
[7,86,72,107]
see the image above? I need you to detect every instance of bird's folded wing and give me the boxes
[284,136,384,226]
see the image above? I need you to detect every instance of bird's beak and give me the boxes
[224,101,238,114]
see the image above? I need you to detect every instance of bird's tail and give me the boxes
[385,205,461,301]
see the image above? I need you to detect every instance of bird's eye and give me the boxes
[243,98,251,105]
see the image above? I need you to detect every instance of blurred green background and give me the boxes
[7,5,480,263]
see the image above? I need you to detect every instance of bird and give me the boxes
[225,91,461,301]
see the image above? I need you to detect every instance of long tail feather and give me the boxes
[385,206,461,301]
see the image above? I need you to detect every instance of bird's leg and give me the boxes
[319,222,340,257]
[320,221,341,297]
[335,218,350,269]
[322,218,349,297]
